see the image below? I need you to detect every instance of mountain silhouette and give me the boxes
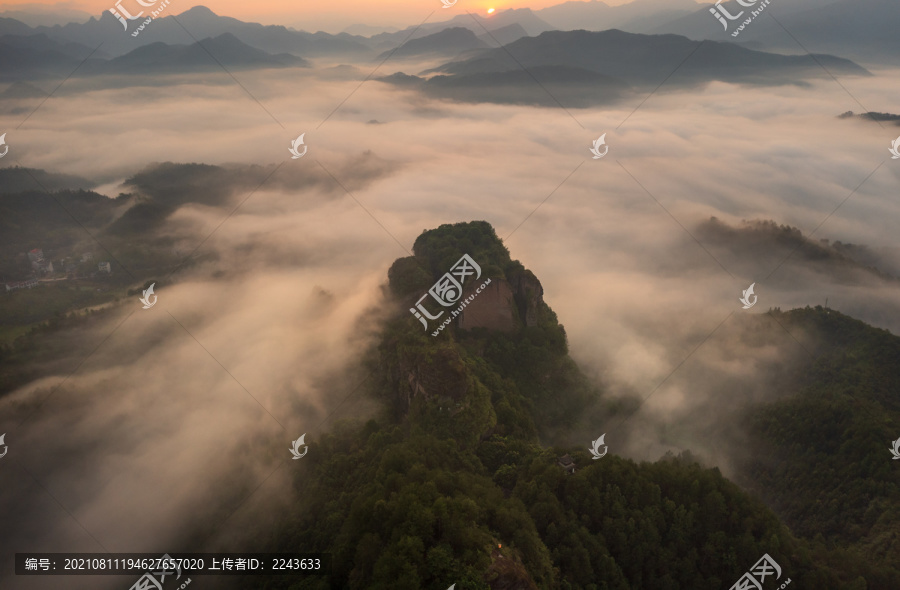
[376,27,489,60]
[428,29,867,82]
[0,6,370,58]
[477,22,530,46]
[536,0,699,33]
[383,29,868,106]
[0,16,35,36]
[366,7,554,52]
[0,34,108,81]
[98,32,308,73]
[0,31,308,79]
[171,6,369,56]
[651,0,900,64]
[408,66,630,108]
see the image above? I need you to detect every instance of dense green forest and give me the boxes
[739,308,900,579]
[240,221,900,589]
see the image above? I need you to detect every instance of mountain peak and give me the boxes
[390,221,546,335]
[178,5,219,17]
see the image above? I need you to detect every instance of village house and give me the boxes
[27,248,44,270]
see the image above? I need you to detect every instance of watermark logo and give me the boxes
[109,0,143,30]
[889,136,900,160]
[740,282,757,309]
[589,433,608,459]
[289,134,307,159]
[890,437,900,460]
[730,553,787,590]
[290,434,308,459]
[441,0,457,8]
[590,133,608,159]
[128,553,189,590]
[710,0,771,37]
[709,0,745,30]
[0,133,8,158]
[0,433,7,459]
[109,0,174,37]
[408,254,492,336]
[140,283,157,309]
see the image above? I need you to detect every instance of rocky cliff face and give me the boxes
[459,272,544,332]
[394,269,545,414]
[459,279,517,332]
[510,271,543,328]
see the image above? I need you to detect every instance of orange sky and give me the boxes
[2,0,670,32]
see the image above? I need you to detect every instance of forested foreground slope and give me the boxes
[247,221,900,590]
[738,307,900,582]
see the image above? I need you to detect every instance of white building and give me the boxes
[35,259,54,275]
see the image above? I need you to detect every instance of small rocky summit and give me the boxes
[389,220,546,334]
[381,220,575,450]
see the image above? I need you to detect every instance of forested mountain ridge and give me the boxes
[739,307,900,579]
[246,221,900,589]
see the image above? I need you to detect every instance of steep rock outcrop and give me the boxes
[459,279,517,332]
[459,272,544,332]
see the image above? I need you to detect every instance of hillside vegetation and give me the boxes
[245,222,900,589]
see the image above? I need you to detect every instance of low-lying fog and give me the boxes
[1,59,898,588]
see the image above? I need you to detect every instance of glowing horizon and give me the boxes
[0,0,702,33]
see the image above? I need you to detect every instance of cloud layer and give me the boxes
[1,57,898,587]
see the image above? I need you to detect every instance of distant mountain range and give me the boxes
[93,32,308,74]
[0,0,895,72]
[365,7,555,52]
[355,0,898,67]
[0,6,371,59]
[375,23,536,61]
[376,27,489,61]
[651,0,900,64]
[379,29,868,107]
[0,31,307,81]
[0,6,93,28]
[6,4,524,60]
[367,0,898,66]
[535,0,700,33]
[0,33,92,81]
[0,6,539,66]
[0,1,893,88]
[425,29,866,80]
[340,23,399,36]
[481,23,531,47]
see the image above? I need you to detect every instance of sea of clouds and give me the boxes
[1,43,898,588]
